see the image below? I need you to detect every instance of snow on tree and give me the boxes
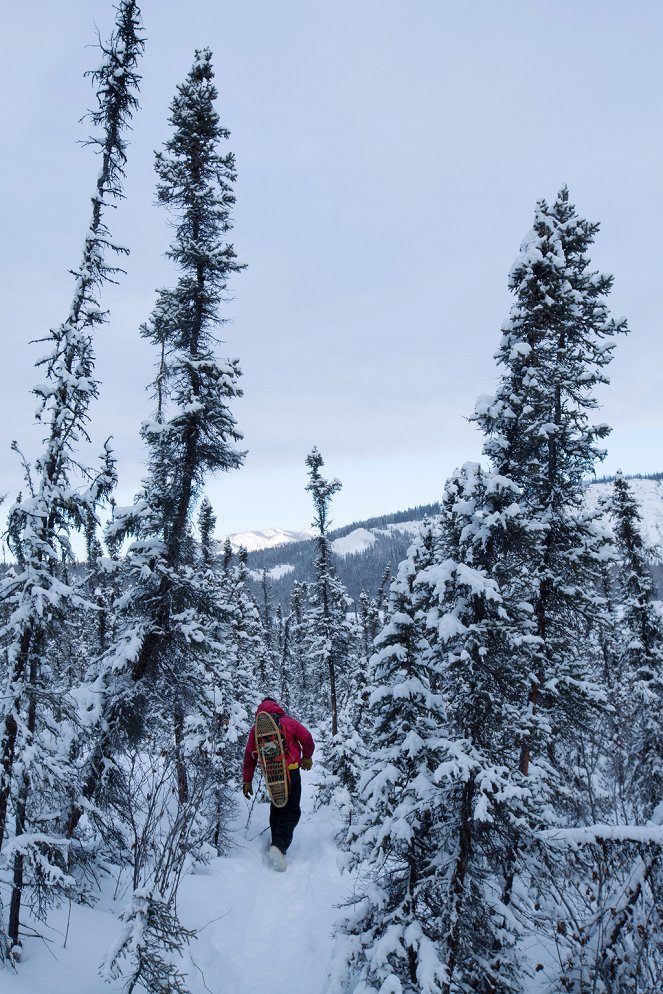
[606,472,663,822]
[331,520,452,994]
[99,887,196,994]
[301,448,360,817]
[65,46,246,841]
[306,448,345,736]
[57,50,247,984]
[222,545,269,720]
[469,189,663,993]
[303,447,356,736]
[417,465,540,993]
[469,188,650,992]
[471,185,624,806]
[335,188,649,993]
[0,0,144,955]
[337,465,541,994]
[281,579,311,714]
[575,471,663,992]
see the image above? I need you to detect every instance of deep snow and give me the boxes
[5,771,348,994]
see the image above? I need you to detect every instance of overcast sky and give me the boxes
[1,0,662,546]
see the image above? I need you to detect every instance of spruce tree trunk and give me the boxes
[442,776,475,993]
[0,625,33,848]
[8,650,38,948]
[174,706,189,805]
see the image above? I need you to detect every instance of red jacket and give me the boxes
[243,699,315,784]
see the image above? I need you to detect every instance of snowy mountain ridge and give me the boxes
[235,477,663,611]
[228,476,663,559]
[224,526,316,552]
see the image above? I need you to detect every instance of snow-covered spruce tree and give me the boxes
[284,580,311,713]
[194,500,251,750]
[472,187,626,801]
[259,568,276,661]
[266,579,313,726]
[303,447,354,736]
[303,448,360,814]
[472,188,638,992]
[336,464,540,994]
[65,46,245,841]
[331,519,450,994]
[190,501,253,851]
[197,495,216,566]
[329,591,380,823]
[606,472,663,822]
[358,591,381,661]
[224,545,272,702]
[377,562,393,620]
[0,0,143,955]
[585,472,663,993]
[418,464,539,994]
[62,61,246,989]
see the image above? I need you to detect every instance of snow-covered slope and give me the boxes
[249,563,295,582]
[330,521,422,558]
[332,527,377,557]
[224,527,316,553]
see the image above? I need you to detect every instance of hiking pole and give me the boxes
[244,768,264,835]
[248,825,270,842]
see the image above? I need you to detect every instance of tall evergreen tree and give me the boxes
[304,447,350,736]
[65,47,245,846]
[471,188,651,993]
[337,188,638,994]
[335,468,538,994]
[331,521,449,994]
[282,580,310,715]
[472,186,626,800]
[223,545,269,714]
[0,0,143,955]
[69,48,248,988]
[606,472,663,822]
[416,465,537,994]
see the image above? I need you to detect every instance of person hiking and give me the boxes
[242,697,315,871]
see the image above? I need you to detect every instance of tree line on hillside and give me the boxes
[244,501,440,610]
[245,480,662,617]
[1,4,662,992]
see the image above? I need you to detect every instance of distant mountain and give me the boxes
[224,527,315,553]
[236,503,439,609]
[234,476,663,612]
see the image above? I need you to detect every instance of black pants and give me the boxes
[269,768,301,854]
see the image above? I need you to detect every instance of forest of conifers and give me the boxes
[1,4,661,992]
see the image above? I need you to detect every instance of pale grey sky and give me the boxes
[1,0,662,543]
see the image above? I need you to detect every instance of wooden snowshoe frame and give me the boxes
[255,711,289,808]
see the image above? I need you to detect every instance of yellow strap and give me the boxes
[288,763,299,770]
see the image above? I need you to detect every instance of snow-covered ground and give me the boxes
[6,771,347,994]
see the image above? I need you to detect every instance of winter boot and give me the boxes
[268,845,287,872]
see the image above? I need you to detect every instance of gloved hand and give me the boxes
[301,757,313,771]
[243,781,253,798]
